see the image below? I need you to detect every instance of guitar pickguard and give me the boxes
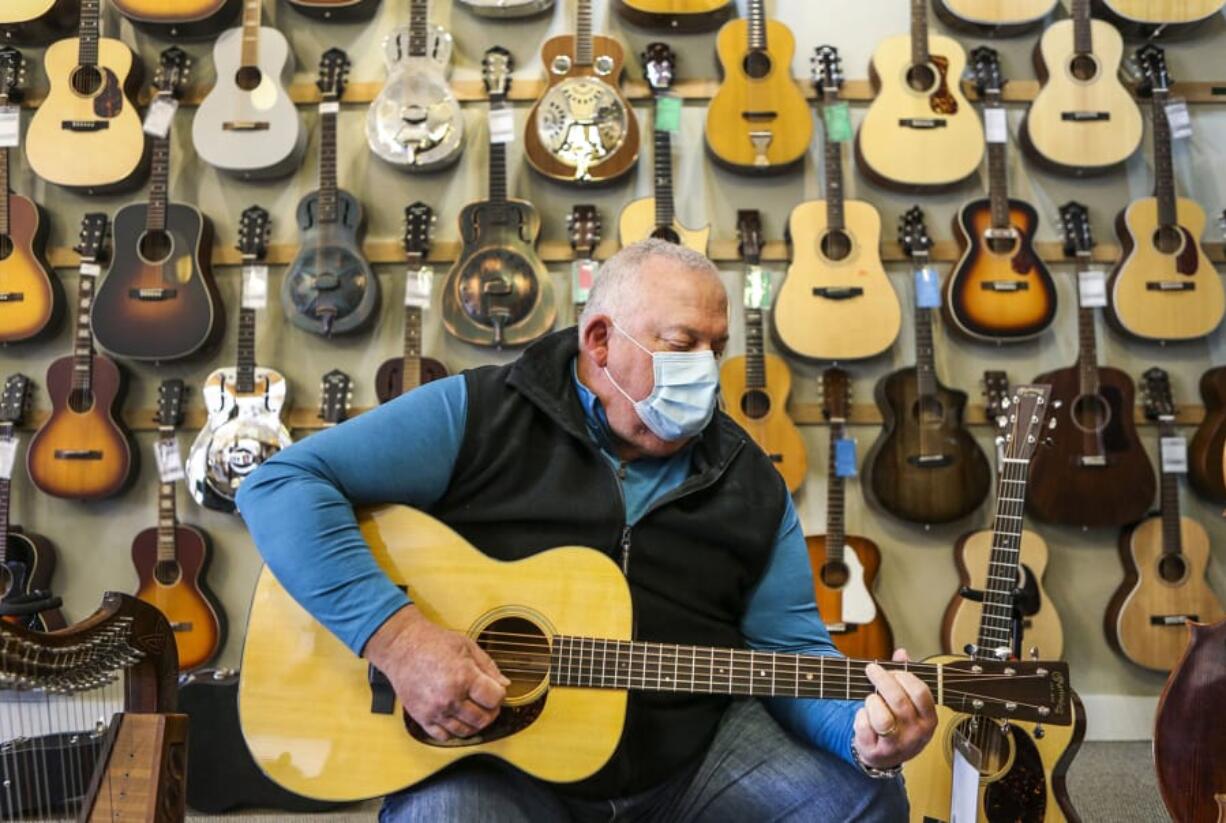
[93,67,124,119]
[929,55,958,115]
[983,725,1047,822]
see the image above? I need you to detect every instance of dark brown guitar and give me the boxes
[375,202,448,404]
[1190,363,1226,505]
[865,207,990,524]
[1027,202,1155,528]
[567,204,602,320]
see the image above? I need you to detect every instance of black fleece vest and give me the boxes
[429,330,787,799]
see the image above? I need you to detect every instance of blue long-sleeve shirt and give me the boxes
[236,364,860,767]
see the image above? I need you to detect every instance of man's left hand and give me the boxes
[853,648,938,770]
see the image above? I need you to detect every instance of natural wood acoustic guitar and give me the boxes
[111,0,240,39]
[932,0,1056,34]
[0,0,78,45]
[614,0,733,32]
[1094,0,1225,34]
[1189,359,1226,505]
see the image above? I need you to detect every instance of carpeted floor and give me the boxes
[188,741,1169,821]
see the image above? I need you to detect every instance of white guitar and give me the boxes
[366,0,463,171]
[191,0,304,180]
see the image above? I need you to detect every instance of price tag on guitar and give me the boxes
[950,733,983,823]
[155,438,186,483]
[1078,270,1108,308]
[1164,100,1192,140]
[915,267,942,309]
[319,101,340,116]
[405,267,433,309]
[489,107,516,145]
[0,437,17,480]
[1161,436,1188,474]
[242,265,269,310]
[984,108,1008,144]
[834,437,857,477]
[0,106,20,149]
[572,259,597,305]
[744,268,772,310]
[822,102,852,143]
[655,95,682,134]
[143,97,179,139]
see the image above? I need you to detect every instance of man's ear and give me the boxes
[581,315,613,369]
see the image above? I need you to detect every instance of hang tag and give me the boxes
[1161,436,1188,474]
[823,101,852,143]
[950,734,982,823]
[572,259,597,304]
[743,267,773,310]
[0,106,20,148]
[242,264,269,310]
[914,266,942,309]
[319,100,340,116]
[155,438,185,483]
[489,107,515,144]
[79,262,101,277]
[1165,99,1192,140]
[405,266,433,309]
[0,438,17,480]
[1077,269,1107,308]
[142,96,178,138]
[655,94,682,134]
[834,437,857,477]
[984,107,1008,144]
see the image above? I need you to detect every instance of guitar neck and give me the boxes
[912,256,936,400]
[1074,253,1100,397]
[236,273,256,394]
[746,0,768,51]
[575,0,594,67]
[825,419,846,564]
[318,106,340,223]
[1151,90,1178,229]
[823,93,844,231]
[156,426,178,564]
[910,0,930,68]
[0,425,11,566]
[489,107,508,206]
[974,455,1031,660]
[72,270,97,398]
[1157,419,1183,557]
[653,128,675,230]
[239,0,262,68]
[1071,0,1093,55]
[402,255,424,394]
[0,137,9,240]
[79,0,101,69]
[408,0,429,59]
[985,98,1010,231]
[744,298,765,390]
[146,125,171,234]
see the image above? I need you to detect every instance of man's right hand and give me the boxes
[363,604,510,742]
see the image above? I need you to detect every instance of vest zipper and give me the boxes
[619,525,632,576]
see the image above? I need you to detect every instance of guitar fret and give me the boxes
[408,0,430,59]
[823,90,845,231]
[0,144,10,239]
[826,416,846,565]
[239,0,262,68]
[146,134,171,234]
[987,126,1010,231]
[744,309,766,390]
[1071,0,1092,57]
[910,0,930,69]
[575,0,594,67]
[79,0,101,69]
[1151,90,1178,230]
[318,110,339,224]
[653,129,674,231]
[746,0,767,52]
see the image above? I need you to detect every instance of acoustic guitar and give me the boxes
[131,379,225,673]
[0,48,61,344]
[191,0,306,180]
[1106,368,1225,673]
[111,0,240,39]
[1020,0,1141,177]
[239,505,1074,802]
[286,0,380,21]
[1094,0,1225,34]
[568,204,602,319]
[932,0,1056,34]
[1109,45,1225,343]
[26,0,147,193]
[807,367,893,660]
[856,0,983,192]
[945,47,1056,344]
[319,370,352,428]
[772,47,899,362]
[865,208,990,525]
[0,0,78,45]
[719,210,806,494]
[27,214,134,501]
[444,48,555,349]
[1027,202,1154,528]
[614,0,733,31]
[456,0,553,17]
[905,383,1087,823]
[94,48,223,363]
[618,43,709,253]
[0,373,66,633]
[282,49,379,338]
[375,203,449,404]
[1189,361,1226,505]
[943,371,1064,660]
[524,0,638,185]
[705,0,811,174]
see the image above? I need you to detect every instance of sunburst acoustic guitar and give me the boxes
[111,0,240,39]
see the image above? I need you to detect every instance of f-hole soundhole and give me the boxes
[821,230,852,262]
[950,718,1014,782]
[820,561,849,589]
[155,560,182,586]
[651,225,681,245]
[1153,226,1184,256]
[741,389,771,420]
[139,231,174,265]
[743,50,772,80]
[235,66,263,92]
[0,236,13,261]
[913,396,945,426]
[906,64,937,93]
[71,66,102,96]
[1069,54,1099,82]
[1071,393,1110,434]
[1158,553,1188,584]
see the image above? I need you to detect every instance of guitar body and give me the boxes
[932,0,1056,34]
[945,199,1057,342]
[374,357,449,405]
[241,505,634,801]
[943,527,1064,659]
[1109,198,1225,342]
[706,18,812,174]
[131,524,224,671]
[192,26,306,180]
[805,535,893,660]
[904,667,1086,823]
[1106,515,1225,672]
[27,355,132,500]
[1094,0,1225,33]
[772,200,900,361]
[0,193,61,343]
[1189,367,1226,504]
[865,369,991,524]
[286,0,380,21]
[111,0,240,39]
[1020,19,1142,176]
[26,37,147,193]
[719,353,806,493]
[617,197,710,254]
[1,528,66,632]
[92,203,222,362]
[614,0,734,32]
[282,190,379,337]
[857,34,984,192]
[0,0,78,45]
[1027,364,1154,527]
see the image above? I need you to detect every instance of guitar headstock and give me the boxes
[319,369,353,425]
[1134,44,1172,96]
[317,47,351,101]
[1058,201,1093,258]
[898,206,932,263]
[482,46,514,101]
[0,373,32,430]
[0,47,27,105]
[982,370,1010,433]
[1141,367,1176,422]
[237,205,271,262]
[1000,384,1052,462]
[820,367,851,423]
[969,45,1004,100]
[567,205,602,258]
[404,202,435,262]
[154,46,191,99]
[736,209,764,266]
[641,42,676,96]
[810,45,843,99]
[156,379,186,430]
[74,213,110,265]
[945,658,1073,726]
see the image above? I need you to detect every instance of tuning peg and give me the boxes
[1029,646,1040,660]
[1048,417,1058,430]
[1051,399,1063,410]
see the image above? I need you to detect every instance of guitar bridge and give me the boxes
[169,621,193,633]
[980,281,1029,292]
[129,288,178,301]
[1150,614,1198,625]
[53,450,103,460]
[61,121,109,132]
[1078,455,1108,467]
[222,122,270,131]
[813,286,864,300]
[1145,281,1196,292]
[898,118,946,129]
[1061,111,1109,122]
[0,292,25,302]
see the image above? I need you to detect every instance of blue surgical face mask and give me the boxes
[603,321,719,442]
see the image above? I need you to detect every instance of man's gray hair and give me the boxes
[579,239,721,334]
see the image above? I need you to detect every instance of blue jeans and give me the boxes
[380,698,908,822]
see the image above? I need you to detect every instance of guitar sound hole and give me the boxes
[820,561,849,589]
[154,560,182,587]
[0,235,12,261]
[821,230,852,262]
[235,66,264,92]
[906,64,937,93]
[67,388,93,415]
[651,225,681,245]
[913,396,945,426]
[950,717,1014,782]
[476,615,551,699]
[71,66,102,96]
[741,389,771,420]
[1071,393,1110,434]
[1069,54,1098,83]
[1153,225,1184,256]
[139,231,174,265]
[1158,553,1188,585]
[986,233,1019,256]
[743,50,772,80]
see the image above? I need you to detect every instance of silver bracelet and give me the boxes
[851,741,903,780]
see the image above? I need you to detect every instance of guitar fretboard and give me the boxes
[236,304,256,394]
[402,248,426,395]
[822,91,845,232]
[1157,418,1184,557]
[744,303,765,391]
[576,0,594,67]
[0,423,11,566]
[825,415,846,565]
[239,0,262,68]
[408,0,430,59]
[71,270,97,401]
[1150,89,1178,230]
[1071,0,1093,56]
[0,102,9,239]
[156,425,179,564]
[974,456,1030,659]
[909,0,930,69]
[489,101,509,207]
[318,106,339,224]
[1073,252,1101,399]
[985,98,1010,231]
[653,128,675,231]
[746,0,768,52]
[911,251,939,459]
[78,0,101,69]
[146,122,171,234]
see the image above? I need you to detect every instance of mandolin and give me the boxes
[0,48,61,344]
[932,0,1056,34]
[282,49,379,338]
[26,0,147,193]
[131,379,225,673]
[807,367,893,660]
[1093,0,1225,34]
[1106,368,1225,673]
[524,0,638,185]
[615,0,733,31]
[864,207,990,525]
[366,0,464,173]
[456,0,553,17]
[0,373,66,633]
[719,210,807,494]
[1020,0,1141,177]
[375,203,449,404]
[444,48,555,349]
[1189,361,1226,505]
[1108,45,1224,343]
[568,204,602,319]
[191,0,306,180]
[943,371,1064,660]
[0,0,78,45]
[1027,202,1154,528]
[112,0,240,39]
[27,214,134,501]
[94,48,223,363]
[705,0,811,174]
[240,505,1074,802]
[856,0,983,192]
[188,206,293,514]
[287,0,380,22]
[772,46,900,362]
[905,383,1087,823]
[945,47,1057,343]
[618,43,709,253]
